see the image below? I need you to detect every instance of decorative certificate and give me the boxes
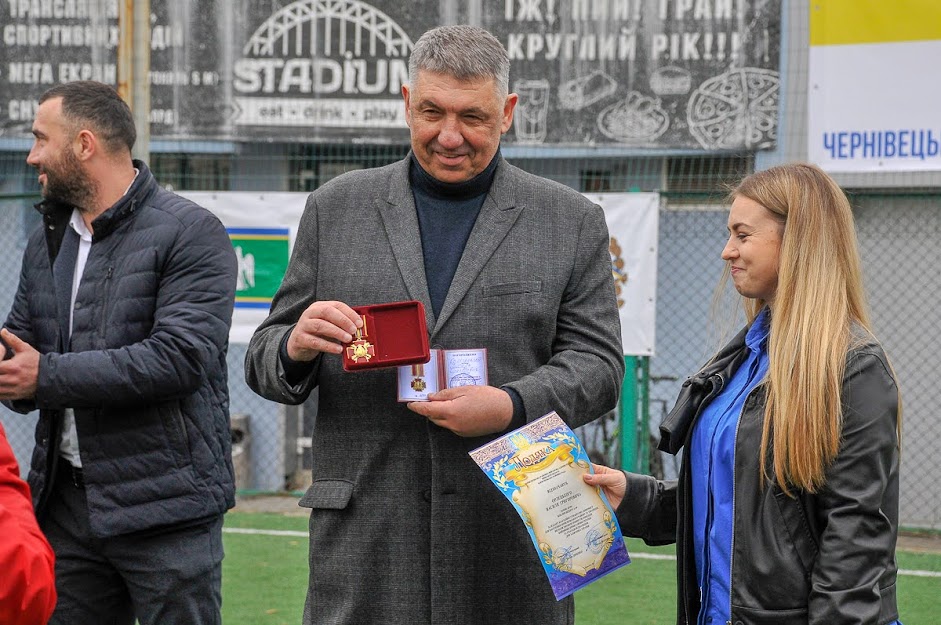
[469,411,630,600]
[397,348,488,401]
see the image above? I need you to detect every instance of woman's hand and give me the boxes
[582,463,627,509]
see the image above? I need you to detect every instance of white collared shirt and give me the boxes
[60,168,139,468]
[58,210,93,467]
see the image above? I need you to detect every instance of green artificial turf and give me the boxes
[221,513,941,625]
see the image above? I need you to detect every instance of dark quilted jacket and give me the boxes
[3,161,238,537]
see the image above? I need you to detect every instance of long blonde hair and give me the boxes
[732,163,871,494]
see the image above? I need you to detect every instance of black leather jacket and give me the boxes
[617,324,900,625]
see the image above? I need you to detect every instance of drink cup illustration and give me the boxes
[514,79,550,143]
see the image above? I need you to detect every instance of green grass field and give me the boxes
[221,512,941,625]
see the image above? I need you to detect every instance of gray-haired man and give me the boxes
[246,25,623,624]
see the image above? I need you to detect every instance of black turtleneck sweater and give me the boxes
[282,151,524,423]
[409,152,499,318]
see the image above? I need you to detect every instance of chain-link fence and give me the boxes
[2,179,938,529]
[0,1,939,530]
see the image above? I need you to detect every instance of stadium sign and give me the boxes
[231,1,412,133]
[0,0,780,150]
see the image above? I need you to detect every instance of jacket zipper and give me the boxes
[98,266,114,336]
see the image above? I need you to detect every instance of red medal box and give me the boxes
[342,300,430,372]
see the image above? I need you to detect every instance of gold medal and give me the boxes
[345,318,375,363]
[347,340,375,362]
[410,363,426,391]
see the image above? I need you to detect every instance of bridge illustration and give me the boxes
[244,0,414,58]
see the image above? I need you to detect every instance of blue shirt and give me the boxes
[690,307,770,625]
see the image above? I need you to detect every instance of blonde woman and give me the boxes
[586,163,902,625]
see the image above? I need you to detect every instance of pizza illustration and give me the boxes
[687,67,780,150]
[597,91,670,144]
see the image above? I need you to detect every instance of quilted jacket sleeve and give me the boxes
[34,203,238,408]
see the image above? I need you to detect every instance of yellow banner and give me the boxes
[810,0,941,46]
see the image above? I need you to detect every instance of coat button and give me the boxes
[422,490,431,502]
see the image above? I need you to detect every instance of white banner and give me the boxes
[183,190,659,355]
[808,2,941,173]
[591,193,660,356]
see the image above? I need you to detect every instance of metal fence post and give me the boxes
[620,356,637,471]
[118,0,151,163]
[620,356,651,474]
[638,356,651,475]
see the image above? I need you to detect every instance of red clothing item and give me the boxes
[0,422,56,625]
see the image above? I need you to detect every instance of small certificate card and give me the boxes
[396,348,488,401]
[469,411,630,600]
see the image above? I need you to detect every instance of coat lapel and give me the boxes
[432,161,523,334]
[53,226,80,352]
[376,158,435,332]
